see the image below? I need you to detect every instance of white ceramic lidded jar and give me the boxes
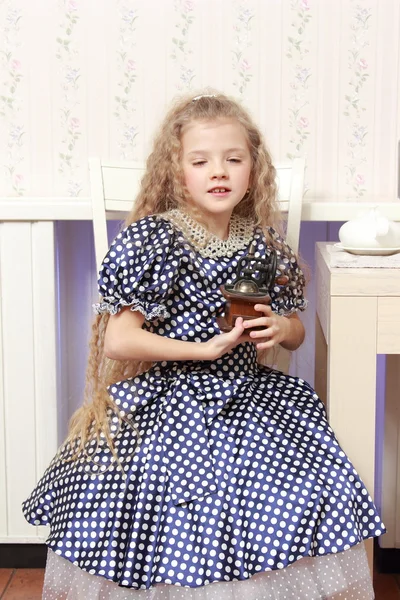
[339,208,400,249]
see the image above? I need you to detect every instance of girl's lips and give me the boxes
[208,191,231,197]
[208,187,231,196]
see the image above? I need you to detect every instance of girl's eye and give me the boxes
[228,158,241,163]
[193,161,206,166]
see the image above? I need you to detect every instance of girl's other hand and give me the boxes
[204,317,246,360]
[242,304,291,351]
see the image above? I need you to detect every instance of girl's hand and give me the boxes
[242,304,291,351]
[203,317,246,360]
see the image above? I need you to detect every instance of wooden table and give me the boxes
[314,242,400,573]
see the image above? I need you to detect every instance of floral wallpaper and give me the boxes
[114,2,139,159]
[0,0,398,200]
[171,0,197,91]
[285,0,312,163]
[56,0,82,197]
[0,0,25,196]
[232,3,254,97]
[343,1,372,198]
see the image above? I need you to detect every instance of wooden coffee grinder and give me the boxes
[217,241,279,332]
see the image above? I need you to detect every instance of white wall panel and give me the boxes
[1,223,36,538]
[32,223,58,479]
[0,236,7,538]
[0,222,56,542]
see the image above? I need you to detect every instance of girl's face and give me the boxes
[181,118,252,223]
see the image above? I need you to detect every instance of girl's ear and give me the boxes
[248,171,254,190]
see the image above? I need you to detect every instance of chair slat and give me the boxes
[102,165,144,202]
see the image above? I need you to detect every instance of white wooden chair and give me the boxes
[89,157,306,373]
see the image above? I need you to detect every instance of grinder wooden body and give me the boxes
[217,286,271,332]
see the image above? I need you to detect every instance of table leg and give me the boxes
[328,296,378,575]
[314,313,327,408]
[380,354,400,549]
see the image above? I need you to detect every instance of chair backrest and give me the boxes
[275,158,305,254]
[89,156,306,373]
[89,159,144,274]
[89,157,305,273]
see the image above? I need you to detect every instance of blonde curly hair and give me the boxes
[65,91,283,467]
[127,92,280,228]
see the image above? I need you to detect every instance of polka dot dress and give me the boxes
[22,212,383,599]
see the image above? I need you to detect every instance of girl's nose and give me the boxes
[210,163,228,179]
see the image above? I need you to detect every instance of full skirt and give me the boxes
[23,363,384,595]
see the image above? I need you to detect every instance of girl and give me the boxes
[23,92,384,600]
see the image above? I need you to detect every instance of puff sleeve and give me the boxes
[93,216,179,321]
[267,228,308,316]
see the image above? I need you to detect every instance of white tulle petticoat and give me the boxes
[42,542,374,600]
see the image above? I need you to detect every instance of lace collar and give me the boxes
[159,209,255,258]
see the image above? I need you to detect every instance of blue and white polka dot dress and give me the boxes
[22,212,384,599]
